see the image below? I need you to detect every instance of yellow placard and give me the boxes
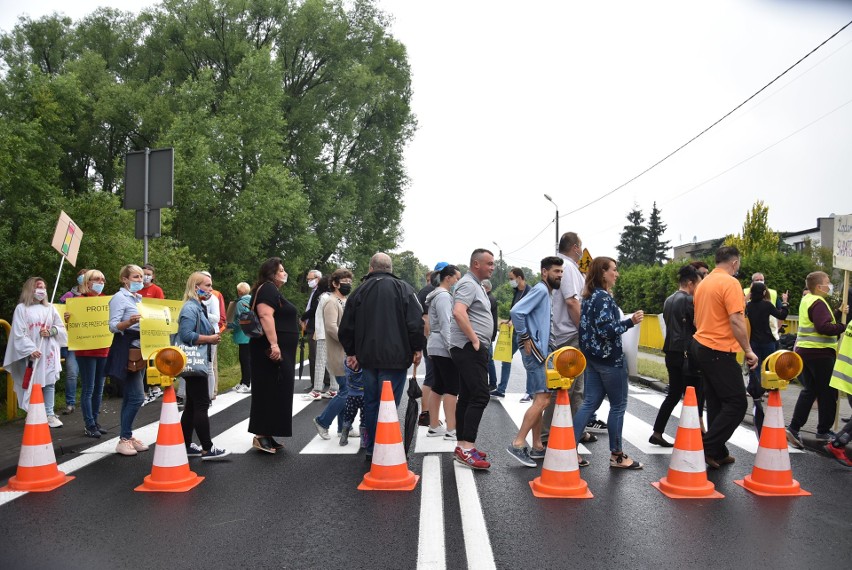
[493,323,515,362]
[578,248,593,274]
[65,296,113,351]
[139,299,184,358]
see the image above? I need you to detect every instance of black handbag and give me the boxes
[239,283,266,338]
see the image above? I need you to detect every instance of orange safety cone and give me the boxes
[530,388,593,499]
[1,383,74,492]
[358,380,419,491]
[735,389,810,496]
[135,385,204,493]
[652,386,723,499]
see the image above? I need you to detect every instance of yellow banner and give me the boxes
[65,296,113,351]
[493,323,515,362]
[139,299,184,358]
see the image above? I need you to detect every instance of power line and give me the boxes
[558,18,852,219]
[504,220,553,256]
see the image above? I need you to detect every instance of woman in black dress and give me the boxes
[249,257,299,453]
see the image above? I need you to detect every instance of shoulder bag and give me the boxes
[174,308,210,378]
[239,283,267,338]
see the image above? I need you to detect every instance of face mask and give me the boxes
[509,280,518,289]
[753,280,764,285]
[143,275,153,284]
[308,278,318,289]
[34,288,47,301]
[129,281,144,293]
[91,283,105,294]
[339,283,352,296]
[282,275,288,285]
[197,289,211,300]
[77,275,85,285]
[825,283,834,296]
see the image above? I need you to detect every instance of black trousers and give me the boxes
[238,343,251,386]
[653,349,705,434]
[181,376,212,450]
[451,343,490,444]
[789,356,837,434]
[693,342,747,460]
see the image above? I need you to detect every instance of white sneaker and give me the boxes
[234,384,251,394]
[150,387,163,398]
[129,437,149,452]
[427,423,446,437]
[47,415,63,428]
[443,429,457,441]
[116,438,138,456]
[349,426,360,437]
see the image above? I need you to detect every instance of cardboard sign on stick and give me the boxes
[50,211,83,266]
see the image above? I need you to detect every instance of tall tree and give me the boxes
[724,200,780,256]
[643,201,670,265]
[616,205,647,266]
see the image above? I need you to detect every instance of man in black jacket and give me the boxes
[339,252,424,457]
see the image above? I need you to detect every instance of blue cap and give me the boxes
[434,262,449,271]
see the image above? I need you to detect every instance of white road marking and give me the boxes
[414,426,457,454]
[499,393,590,454]
[417,455,445,570]
[454,462,496,570]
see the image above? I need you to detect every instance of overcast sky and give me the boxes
[3,0,851,271]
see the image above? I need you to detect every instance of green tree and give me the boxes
[616,205,647,266]
[724,200,780,256]
[643,202,669,265]
[389,250,428,291]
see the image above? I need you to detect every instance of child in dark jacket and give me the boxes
[339,361,366,447]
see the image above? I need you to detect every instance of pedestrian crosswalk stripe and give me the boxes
[417,455,445,570]
[454,462,496,570]
[499,394,591,453]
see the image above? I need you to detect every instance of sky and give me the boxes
[2,0,851,271]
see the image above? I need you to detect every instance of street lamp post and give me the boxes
[492,240,504,284]
[544,194,559,254]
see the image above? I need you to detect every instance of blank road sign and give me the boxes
[124,148,174,210]
[135,209,161,239]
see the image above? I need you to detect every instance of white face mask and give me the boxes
[34,288,47,301]
[509,280,518,289]
[308,278,318,289]
[282,275,288,285]
[825,283,834,296]
[143,275,153,284]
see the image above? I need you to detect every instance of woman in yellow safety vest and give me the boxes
[824,320,852,467]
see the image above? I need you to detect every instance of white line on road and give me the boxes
[454,462,496,570]
[499,393,591,454]
[417,455,445,570]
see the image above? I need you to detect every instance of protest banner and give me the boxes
[139,299,183,358]
[64,296,113,351]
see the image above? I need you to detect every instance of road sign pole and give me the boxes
[144,148,150,265]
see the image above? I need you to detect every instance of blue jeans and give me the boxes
[316,376,348,431]
[43,383,56,416]
[120,369,146,440]
[497,333,519,394]
[62,347,78,406]
[77,356,107,429]
[362,368,407,453]
[487,342,498,389]
[573,358,628,453]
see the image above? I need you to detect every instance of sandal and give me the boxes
[577,455,589,468]
[610,452,643,470]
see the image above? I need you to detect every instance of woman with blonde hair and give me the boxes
[74,269,111,438]
[176,272,230,460]
[3,277,67,427]
[104,264,150,456]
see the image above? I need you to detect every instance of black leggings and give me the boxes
[181,376,213,450]
[238,343,252,386]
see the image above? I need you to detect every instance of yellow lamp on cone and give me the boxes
[545,346,587,390]
[146,347,187,388]
[761,350,803,390]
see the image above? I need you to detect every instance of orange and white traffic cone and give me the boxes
[652,386,723,499]
[530,388,593,499]
[735,389,810,496]
[1,383,74,492]
[135,385,204,493]
[358,380,419,491]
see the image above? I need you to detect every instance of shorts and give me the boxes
[521,350,549,395]
[430,354,459,396]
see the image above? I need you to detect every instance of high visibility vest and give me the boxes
[830,322,852,395]
[796,294,838,351]
[744,286,781,339]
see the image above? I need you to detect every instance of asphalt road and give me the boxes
[0,357,850,569]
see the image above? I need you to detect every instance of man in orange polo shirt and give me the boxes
[692,246,758,468]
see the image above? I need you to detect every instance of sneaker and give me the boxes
[418,410,431,427]
[581,432,598,443]
[116,438,138,456]
[186,443,203,457]
[519,394,532,403]
[321,390,337,399]
[339,427,350,446]
[313,417,330,440]
[529,447,546,460]
[506,445,537,467]
[455,446,491,470]
[427,423,446,437]
[84,425,101,439]
[815,431,837,441]
[349,426,360,438]
[587,419,608,433]
[824,443,852,467]
[471,448,489,460]
[202,446,231,461]
[786,428,804,450]
[47,415,63,428]
[610,452,643,470]
[302,390,323,401]
[489,390,505,399]
[130,437,149,452]
[443,429,457,441]
[150,387,163,398]
[96,423,108,435]
[62,405,75,415]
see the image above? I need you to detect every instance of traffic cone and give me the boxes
[652,386,723,499]
[530,388,593,499]
[358,380,419,491]
[1,383,74,492]
[735,390,810,496]
[135,385,204,493]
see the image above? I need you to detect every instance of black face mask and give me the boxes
[339,283,352,296]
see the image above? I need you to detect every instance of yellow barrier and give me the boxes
[0,319,14,420]
[638,314,799,351]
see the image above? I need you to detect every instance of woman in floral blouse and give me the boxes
[574,257,645,470]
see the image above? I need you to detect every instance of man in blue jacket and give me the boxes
[506,256,564,467]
